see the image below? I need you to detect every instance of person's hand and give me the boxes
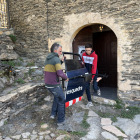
[96,77,102,82]
[62,56,66,62]
[90,79,93,83]
[81,61,84,65]
[65,78,69,81]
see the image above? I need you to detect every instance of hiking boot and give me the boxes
[86,102,93,108]
[97,89,101,96]
[57,120,67,126]
[50,115,55,119]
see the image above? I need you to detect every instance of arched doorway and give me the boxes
[72,24,117,100]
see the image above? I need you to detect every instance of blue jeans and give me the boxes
[47,86,65,123]
[93,70,99,91]
[85,82,92,102]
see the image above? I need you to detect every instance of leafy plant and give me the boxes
[16,78,25,84]
[16,61,22,66]
[41,122,44,125]
[27,62,35,66]
[111,116,117,122]
[28,68,35,76]
[4,121,7,125]
[2,61,15,67]
[9,34,17,43]
[19,57,23,62]
[114,99,124,109]
[24,72,28,78]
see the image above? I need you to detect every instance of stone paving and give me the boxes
[0,82,140,140]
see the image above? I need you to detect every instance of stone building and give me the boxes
[1,0,140,104]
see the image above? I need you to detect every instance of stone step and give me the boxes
[0,82,45,103]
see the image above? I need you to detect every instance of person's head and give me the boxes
[50,43,62,56]
[85,43,92,55]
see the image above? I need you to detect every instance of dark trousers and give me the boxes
[85,82,92,102]
[93,70,99,91]
[47,86,65,123]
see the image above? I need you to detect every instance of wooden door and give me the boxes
[73,26,93,54]
[93,31,117,87]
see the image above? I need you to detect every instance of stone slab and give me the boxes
[11,135,21,140]
[40,124,48,130]
[113,117,140,138]
[38,130,51,135]
[50,133,56,138]
[92,96,116,105]
[44,96,51,101]
[0,92,17,102]
[21,132,30,139]
[0,118,8,127]
[101,131,118,140]
[102,125,127,137]
[17,84,37,94]
[81,117,101,140]
[30,134,38,140]
[41,105,48,110]
[101,118,112,126]
[44,135,51,139]
[0,31,3,35]
[133,114,140,124]
[88,110,99,117]
[55,135,65,140]
[5,137,12,140]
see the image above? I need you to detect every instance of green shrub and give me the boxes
[16,78,25,84]
[9,34,17,43]
[2,61,16,67]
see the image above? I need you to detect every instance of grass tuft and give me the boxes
[121,106,140,119]
[71,131,87,137]
[80,112,90,129]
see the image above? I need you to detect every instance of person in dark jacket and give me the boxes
[44,43,69,126]
[82,43,101,107]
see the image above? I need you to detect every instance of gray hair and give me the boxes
[50,43,62,52]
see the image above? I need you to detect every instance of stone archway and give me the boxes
[48,12,132,99]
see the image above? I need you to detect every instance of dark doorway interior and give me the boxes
[93,31,117,87]
[72,25,117,100]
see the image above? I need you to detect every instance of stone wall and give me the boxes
[0,28,18,60]
[8,0,140,103]
[8,0,49,61]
